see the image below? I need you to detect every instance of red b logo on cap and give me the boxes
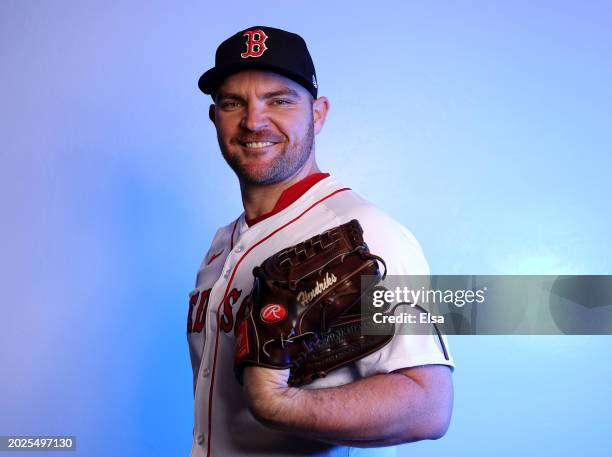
[260,304,287,323]
[241,29,268,58]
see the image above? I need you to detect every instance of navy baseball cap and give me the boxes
[198,26,318,99]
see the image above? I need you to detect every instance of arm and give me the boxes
[243,364,453,447]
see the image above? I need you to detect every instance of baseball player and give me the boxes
[188,26,454,457]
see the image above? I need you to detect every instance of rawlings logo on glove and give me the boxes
[260,304,287,323]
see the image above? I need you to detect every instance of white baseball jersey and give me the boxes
[187,174,453,457]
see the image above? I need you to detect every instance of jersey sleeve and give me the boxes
[343,204,455,375]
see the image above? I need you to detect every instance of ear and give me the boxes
[208,104,216,125]
[312,96,330,135]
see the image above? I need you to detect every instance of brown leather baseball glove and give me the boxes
[234,219,392,387]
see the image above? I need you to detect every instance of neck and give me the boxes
[239,159,321,221]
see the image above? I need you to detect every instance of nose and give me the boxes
[240,102,269,131]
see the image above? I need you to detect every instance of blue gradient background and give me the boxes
[1,1,611,456]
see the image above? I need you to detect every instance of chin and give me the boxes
[235,166,276,185]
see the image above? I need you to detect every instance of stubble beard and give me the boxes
[220,120,315,186]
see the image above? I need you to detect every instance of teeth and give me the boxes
[244,142,274,148]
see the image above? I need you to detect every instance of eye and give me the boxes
[219,100,242,110]
[271,99,292,106]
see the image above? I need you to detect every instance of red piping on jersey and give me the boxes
[205,186,351,456]
[245,173,330,226]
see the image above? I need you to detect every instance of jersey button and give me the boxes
[197,434,205,445]
[235,245,244,253]
[223,268,231,278]
[202,367,210,378]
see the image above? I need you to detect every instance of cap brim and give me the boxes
[198,62,313,98]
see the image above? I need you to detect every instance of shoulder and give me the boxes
[316,178,429,276]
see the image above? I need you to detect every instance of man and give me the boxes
[187,26,454,457]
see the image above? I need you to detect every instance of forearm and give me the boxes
[244,366,452,446]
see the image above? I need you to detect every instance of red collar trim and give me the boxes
[245,173,330,226]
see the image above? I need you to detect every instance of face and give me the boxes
[210,70,328,185]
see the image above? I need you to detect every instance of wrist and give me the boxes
[255,385,303,427]
[243,367,303,426]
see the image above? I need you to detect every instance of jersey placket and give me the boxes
[194,217,255,452]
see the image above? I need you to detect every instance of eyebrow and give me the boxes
[262,88,301,100]
[216,87,302,102]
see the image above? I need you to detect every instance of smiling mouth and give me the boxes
[242,141,276,148]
